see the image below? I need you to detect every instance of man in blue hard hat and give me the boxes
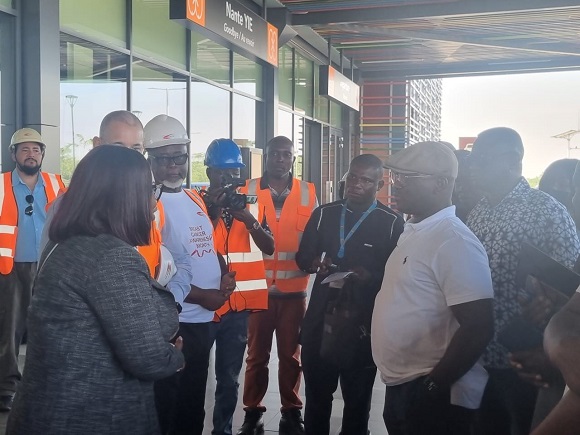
[203,138,274,435]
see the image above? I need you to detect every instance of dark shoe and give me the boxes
[0,395,14,412]
[279,408,304,435]
[237,409,264,435]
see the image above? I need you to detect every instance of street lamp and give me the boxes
[148,87,186,115]
[552,129,580,158]
[65,95,78,167]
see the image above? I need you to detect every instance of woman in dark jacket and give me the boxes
[7,145,184,435]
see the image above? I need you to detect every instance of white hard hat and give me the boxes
[10,128,45,150]
[156,244,177,287]
[144,115,190,149]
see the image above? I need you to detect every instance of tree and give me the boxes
[190,152,208,183]
[60,134,93,184]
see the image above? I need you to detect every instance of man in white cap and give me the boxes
[144,115,235,435]
[372,141,494,434]
[0,128,65,412]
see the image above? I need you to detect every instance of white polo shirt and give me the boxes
[371,206,493,409]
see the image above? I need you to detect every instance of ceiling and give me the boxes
[275,0,580,80]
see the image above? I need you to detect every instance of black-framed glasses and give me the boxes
[153,183,164,201]
[389,171,434,186]
[25,194,34,216]
[149,153,188,166]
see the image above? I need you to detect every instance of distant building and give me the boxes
[359,78,443,205]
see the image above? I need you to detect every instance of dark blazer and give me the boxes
[7,234,184,435]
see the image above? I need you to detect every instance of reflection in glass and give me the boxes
[294,116,305,180]
[278,109,293,141]
[233,95,256,147]
[233,52,262,97]
[192,32,230,85]
[330,101,343,128]
[60,0,126,48]
[132,0,187,69]
[294,53,313,117]
[190,81,230,183]
[0,11,16,173]
[60,34,127,181]
[314,66,329,123]
[278,46,293,109]
[132,59,187,126]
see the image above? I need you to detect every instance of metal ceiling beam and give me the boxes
[333,23,580,58]
[360,57,580,80]
[291,0,580,26]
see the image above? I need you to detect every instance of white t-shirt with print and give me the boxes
[161,190,221,323]
[371,206,493,409]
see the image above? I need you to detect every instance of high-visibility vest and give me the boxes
[0,171,65,275]
[213,183,268,319]
[137,200,165,278]
[249,177,316,293]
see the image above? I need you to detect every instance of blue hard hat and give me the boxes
[204,138,246,168]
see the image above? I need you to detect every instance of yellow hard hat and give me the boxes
[10,128,45,150]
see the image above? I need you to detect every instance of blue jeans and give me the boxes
[208,311,250,435]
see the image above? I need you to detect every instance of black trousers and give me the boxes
[383,376,473,435]
[301,341,376,435]
[473,368,538,435]
[155,321,213,435]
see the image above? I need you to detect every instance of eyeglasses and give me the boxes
[25,194,34,216]
[149,153,188,166]
[345,172,378,186]
[389,171,434,186]
[152,183,164,201]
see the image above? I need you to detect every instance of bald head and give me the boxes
[93,110,145,153]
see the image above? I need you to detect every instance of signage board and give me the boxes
[171,0,278,67]
[319,65,360,111]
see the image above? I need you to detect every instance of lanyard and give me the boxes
[337,200,377,259]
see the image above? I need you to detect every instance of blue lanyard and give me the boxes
[337,200,377,259]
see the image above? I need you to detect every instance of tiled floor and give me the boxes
[1,342,388,434]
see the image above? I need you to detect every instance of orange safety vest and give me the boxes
[137,200,165,278]
[0,171,65,275]
[250,177,316,293]
[213,183,268,319]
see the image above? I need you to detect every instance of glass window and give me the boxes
[294,116,305,180]
[330,101,343,129]
[131,59,187,126]
[60,35,128,181]
[190,81,230,183]
[60,0,126,48]
[132,0,187,70]
[233,52,262,97]
[191,32,230,86]
[314,66,329,123]
[294,53,313,117]
[278,46,293,109]
[0,11,15,173]
[0,0,14,9]
[278,108,293,141]
[233,94,256,147]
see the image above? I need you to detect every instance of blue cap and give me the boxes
[204,138,246,168]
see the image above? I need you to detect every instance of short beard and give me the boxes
[162,178,184,189]
[17,162,41,176]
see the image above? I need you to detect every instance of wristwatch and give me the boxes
[247,221,261,232]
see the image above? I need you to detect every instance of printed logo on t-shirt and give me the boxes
[189,225,215,258]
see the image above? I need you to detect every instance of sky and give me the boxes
[441,70,580,178]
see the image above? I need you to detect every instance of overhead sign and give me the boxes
[170,0,278,67]
[319,65,360,111]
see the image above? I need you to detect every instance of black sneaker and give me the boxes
[0,395,14,412]
[236,409,264,435]
[279,408,304,435]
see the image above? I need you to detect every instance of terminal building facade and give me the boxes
[0,0,442,203]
